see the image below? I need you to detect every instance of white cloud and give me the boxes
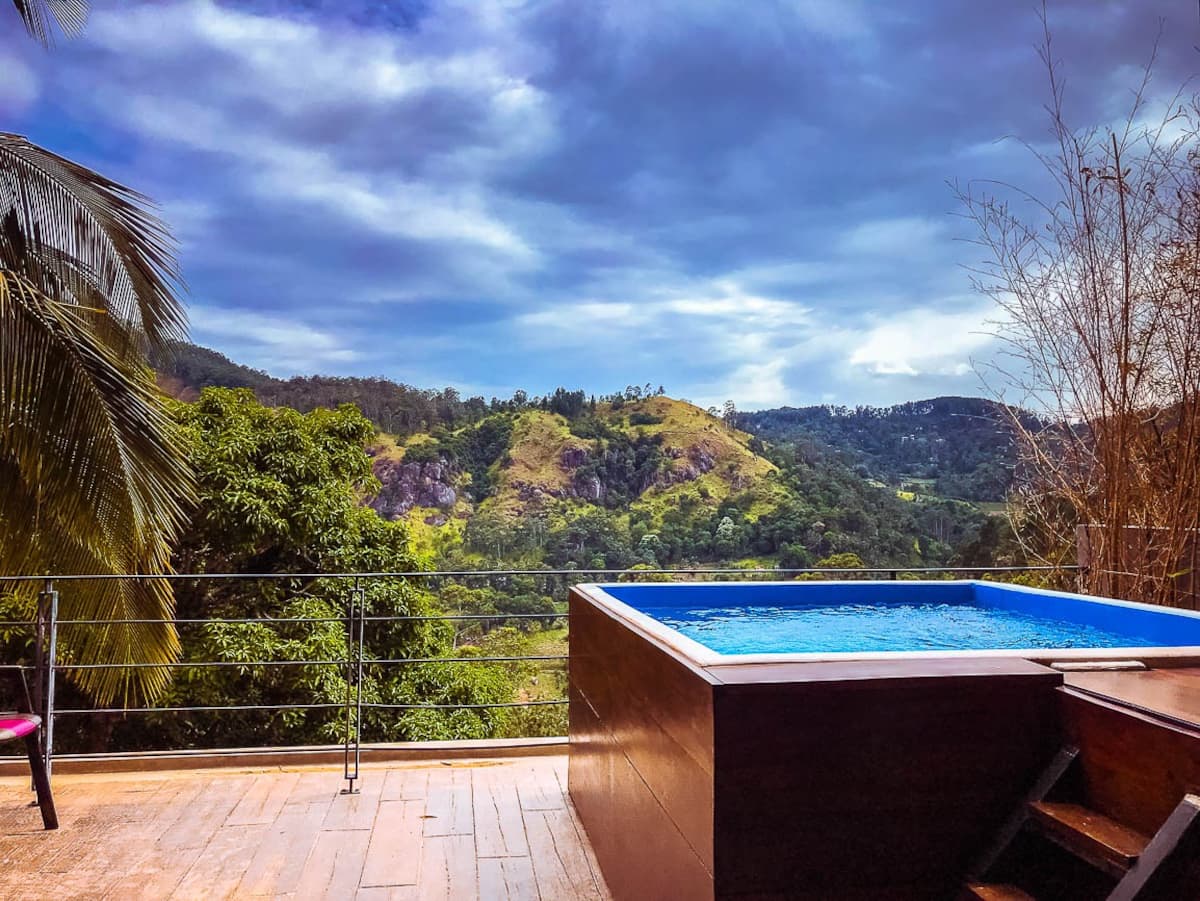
[848,304,996,377]
[10,0,1090,407]
[707,358,791,408]
[190,305,359,374]
[73,0,547,260]
[838,216,945,258]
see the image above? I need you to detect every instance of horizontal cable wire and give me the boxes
[0,564,1079,583]
[55,612,568,626]
[54,655,568,670]
[54,699,567,715]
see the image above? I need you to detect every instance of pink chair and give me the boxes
[1,668,57,829]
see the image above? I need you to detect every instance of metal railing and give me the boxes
[0,565,1078,791]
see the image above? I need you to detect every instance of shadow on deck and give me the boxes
[0,754,610,900]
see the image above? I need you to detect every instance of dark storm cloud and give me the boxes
[2,0,1197,405]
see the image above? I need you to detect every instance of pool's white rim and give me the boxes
[572,580,1200,670]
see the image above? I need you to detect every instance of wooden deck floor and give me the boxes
[0,755,611,900]
[1065,666,1200,729]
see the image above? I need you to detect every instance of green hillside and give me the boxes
[736,397,1042,502]
[156,342,1010,570]
[366,395,993,572]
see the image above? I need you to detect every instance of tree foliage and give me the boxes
[0,133,194,703]
[737,397,1034,502]
[89,389,511,751]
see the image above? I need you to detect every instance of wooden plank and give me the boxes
[156,775,246,850]
[0,758,612,901]
[1066,668,1200,730]
[225,771,300,826]
[293,827,371,899]
[1028,801,1148,876]
[355,887,419,901]
[515,758,566,813]
[75,778,204,899]
[415,834,476,901]
[235,799,330,897]
[380,766,428,803]
[555,764,611,898]
[422,767,472,837]
[101,775,234,900]
[172,823,269,900]
[963,884,1037,901]
[115,843,205,900]
[322,773,384,831]
[360,800,423,888]
[569,592,716,875]
[709,655,1060,685]
[235,770,339,896]
[478,855,539,901]
[473,766,529,857]
[712,672,1062,898]
[526,807,607,901]
[568,683,710,901]
[282,770,344,809]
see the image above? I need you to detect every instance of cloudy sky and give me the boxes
[3,1,1196,408]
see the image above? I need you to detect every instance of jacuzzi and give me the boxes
[566,580,1200,900]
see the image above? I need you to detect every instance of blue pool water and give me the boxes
[650,602,1159,654]
[599,581,1200,656]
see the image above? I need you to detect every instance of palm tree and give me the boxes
[2,0,195,703]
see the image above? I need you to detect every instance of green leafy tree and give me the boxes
[815,552,866,569]
[95,389,508,751]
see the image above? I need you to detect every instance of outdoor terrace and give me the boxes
[0,752,609,900]
[10,565,1197,900]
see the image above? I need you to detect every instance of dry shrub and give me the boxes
[959,12,1200,606]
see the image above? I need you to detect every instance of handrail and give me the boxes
[0,564,1077,583]
[0,565,1078,791]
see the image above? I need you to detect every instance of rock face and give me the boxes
[370,458,457,519]
[571,472,604,502]
[560,446,589,468]
[657,445,717,487]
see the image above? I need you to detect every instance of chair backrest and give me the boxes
[0,666,35,715]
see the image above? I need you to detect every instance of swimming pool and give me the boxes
[593,579,1200,663]
[567,580,1200,900]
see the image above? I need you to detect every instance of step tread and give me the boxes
[963,882,1036,901]
[1028,800,1149,870]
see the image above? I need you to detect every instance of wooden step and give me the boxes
[962,882,1036,900]
[1027,800,1149,876]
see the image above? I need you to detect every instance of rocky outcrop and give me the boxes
[657,445,717,487]
[370,458,458,519]
[560,445,589,468]
[571,472,604,502]
[562,445,604,501]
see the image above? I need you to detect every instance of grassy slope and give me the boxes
[619,397,783,524]
[489,410,591,516]
[370,397,793,555]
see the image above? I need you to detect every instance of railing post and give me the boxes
[35,579,58,782]
[342,577,364,794]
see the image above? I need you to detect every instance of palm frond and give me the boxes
[11,0,88,47]
[0,133,186,354]
[0,269,192,703]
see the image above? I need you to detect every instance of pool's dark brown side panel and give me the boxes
[711,660,1064,900]
[567,588,718,901]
